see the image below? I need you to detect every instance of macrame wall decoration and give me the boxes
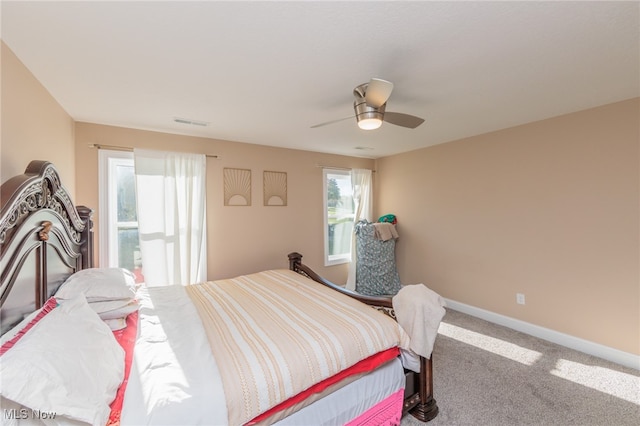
[263,171,287,206]
[223,168,251,206]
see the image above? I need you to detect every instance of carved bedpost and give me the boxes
[411,356,439,421]
[288,252,303,272]
[77,206,94,269]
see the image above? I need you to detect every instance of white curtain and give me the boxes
[133,149,207,286]
[346,168,373,290]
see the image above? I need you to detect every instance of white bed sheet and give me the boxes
[121,285,228,426]
[276,357,404,426]
[121,285,406,426]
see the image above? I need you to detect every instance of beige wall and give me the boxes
[375,98,640,355]
[74,122,375,282]
[4,38,638,357]
[1,42,76,193]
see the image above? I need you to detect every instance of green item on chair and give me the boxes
[378,214,397,224]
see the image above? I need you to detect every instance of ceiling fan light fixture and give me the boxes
[357,117,383,130]
[354,98,385,130]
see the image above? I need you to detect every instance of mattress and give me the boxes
[121,277,407,425]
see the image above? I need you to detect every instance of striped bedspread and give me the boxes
[185,269,410,425]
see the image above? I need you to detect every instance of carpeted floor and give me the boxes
[401,309,640,426]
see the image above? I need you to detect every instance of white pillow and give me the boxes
[0,294,125,426]
[96,300,139,321]
[103,318,127,331]
[88,299,134,314]
[56,268,136,302]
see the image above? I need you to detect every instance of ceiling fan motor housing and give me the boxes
[353,81,387,129]
[353,97,386,125]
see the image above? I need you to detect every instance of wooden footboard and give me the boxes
[288,252,439,422]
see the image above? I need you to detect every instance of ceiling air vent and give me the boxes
[173,117,209,127]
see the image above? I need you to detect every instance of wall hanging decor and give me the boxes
[224,168,251,206]
[263,170,287,206]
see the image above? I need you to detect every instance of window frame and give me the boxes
[323,168,354,266]
[98,149,137,269]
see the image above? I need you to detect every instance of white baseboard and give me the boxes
[444,298,640,371]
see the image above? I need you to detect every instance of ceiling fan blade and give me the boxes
[383,111,425,129]
[310,115,354,128]
[365,78,394,108]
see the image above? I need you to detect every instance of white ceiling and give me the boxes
[2,1,638,159]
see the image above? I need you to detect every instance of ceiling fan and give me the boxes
[311,78,425,130]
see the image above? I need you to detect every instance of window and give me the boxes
[323,169,355,266]
[98,150,144,283]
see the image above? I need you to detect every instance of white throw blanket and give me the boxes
[392,284,446,359]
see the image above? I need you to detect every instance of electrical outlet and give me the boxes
[516,293,526,305]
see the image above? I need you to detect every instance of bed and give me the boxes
[0,161,439,425]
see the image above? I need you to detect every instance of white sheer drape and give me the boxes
[133,149,207,286]
[346,168,372,290]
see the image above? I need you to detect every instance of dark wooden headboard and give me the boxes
[0,161,94,334]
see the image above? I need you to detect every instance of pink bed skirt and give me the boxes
[345,388,404,426]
